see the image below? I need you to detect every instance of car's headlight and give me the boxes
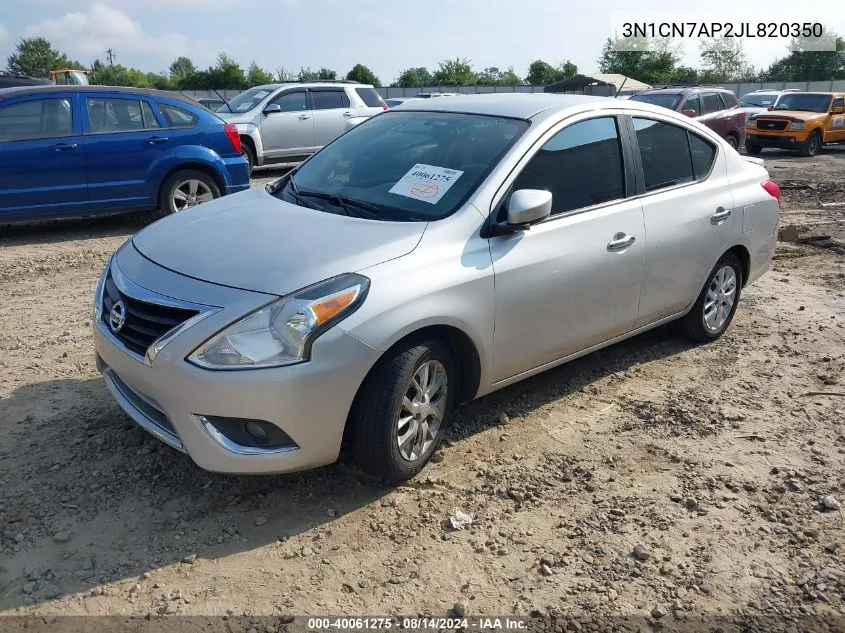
[187,274,369,370]
[93,257,112,321]
[790,121,804,130]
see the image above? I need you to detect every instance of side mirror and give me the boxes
[499,189,552,232]
[832,106,845,115]
[681,109,697,118]
[263,103,282,115]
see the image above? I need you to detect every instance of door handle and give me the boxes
[607,233,636,251]
[298,114,311,120]
[50,142,77,151]
[710,207,732,223]
[145,136,169,145]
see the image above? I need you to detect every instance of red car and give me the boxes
[629,87,747,150]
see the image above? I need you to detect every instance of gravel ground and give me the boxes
[0,154,844,631]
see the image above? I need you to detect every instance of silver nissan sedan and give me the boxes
[94,94,781,483]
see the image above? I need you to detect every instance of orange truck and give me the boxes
[745,91,845,157]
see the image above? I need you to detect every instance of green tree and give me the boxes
[764,29,845,81]
[246,61,274,86]
[275,67,296,82]
[699,37,751,82]
[477,66,504,85]
[525,59,578,86]
[206,53,246,89]
[500,67,523,85]
[394,66,433,88]
[169,56,196,83]
[432,57,476,86]
[7,37,84,78]
[598,35,684,84]
[346,63,381,87]
[298,66,337,81]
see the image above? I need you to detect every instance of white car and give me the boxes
[739,89,800,118]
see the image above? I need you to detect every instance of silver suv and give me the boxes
[217,81,386,172]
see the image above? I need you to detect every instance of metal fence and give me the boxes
[173,79,845,103]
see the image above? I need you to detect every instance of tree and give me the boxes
[7,37,83,79]
[207,53,246,89]
[525,59,578,86]
[764,29,845,81]
[394,66,433,88]
[477,66,504,85]
[699,37,751,82]
[246,61,274,87]
[500,67,523,85]
[346,63,381,87]
[169,56,196,82]
[275,67,296,82]
[298,66,337,81]
[598,35,684,84]
[432,57,476,86]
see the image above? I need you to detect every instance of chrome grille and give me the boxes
[102,271,197,356]
[756,119,788,131]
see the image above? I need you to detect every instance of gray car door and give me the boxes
[259,89,314,158]
[627,115,734,327]
[489,114,646,383]
[309,88,355,148]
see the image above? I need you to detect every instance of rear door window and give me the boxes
[87,98,158,132]
[683,95,702,116]
[701,93,724,115]
[719,92,738,108]
[159,103,199,128]
[632,118,694,191]
[0,97,73,140]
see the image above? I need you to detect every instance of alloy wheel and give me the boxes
[172,179,214,212]
[703,265,737,333]
[396,360,447,462]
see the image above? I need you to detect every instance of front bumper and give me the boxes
[93,246,380,474]
[745,131,807,148]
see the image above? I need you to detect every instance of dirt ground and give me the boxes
[1,150,844,631]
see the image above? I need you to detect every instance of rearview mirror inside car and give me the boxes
[681,109,697,118]
[263,103,282,115]
[500,189,552,232]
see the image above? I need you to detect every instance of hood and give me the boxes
[754,110,827,122]
[132,187,427,296]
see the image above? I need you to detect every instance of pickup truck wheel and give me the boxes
[159,170,220,215]
[350,339,455,483]
[682,252,743,343]
[725,134,739,150]
[745,142,762,155]
[799,130,822,157]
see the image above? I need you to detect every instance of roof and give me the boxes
[638,85,734,94]
[544,73,651,94]
[389,92,655,120]
[0,84,199,105]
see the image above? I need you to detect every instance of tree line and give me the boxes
[6,33,845,93]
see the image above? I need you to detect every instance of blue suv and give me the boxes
[0,86,250,222]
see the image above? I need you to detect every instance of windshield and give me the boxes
[217,86,276,113]
[628,93,682,110]
[276,111,529,222]
[740,94,778,108]
[773,93,831,113]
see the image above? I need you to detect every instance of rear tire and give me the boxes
[158,169,220,215]
[681,252,743,343]
[799,130,821,157]
[241,141,255,176]
[745,142,762,155]
[350,339,456,483]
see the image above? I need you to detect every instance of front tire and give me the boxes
[350,339,456,483]
[159,169,220,215]
[799,130,822,157]
[241,141,255,176]
[725,133,739,150]
[682,252,743,343]
[745,142,762,155]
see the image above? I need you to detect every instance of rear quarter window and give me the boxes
[159,103,199,128]
[719,92,739,108]
[355,88,385,107]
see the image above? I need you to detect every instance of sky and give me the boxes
[1,0,844,82]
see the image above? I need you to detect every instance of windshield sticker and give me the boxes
[236,103,253,112]
[253,90,270,99]
[388,164,464,205]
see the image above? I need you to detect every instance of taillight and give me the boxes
[382,104,389,110]
[223,123,241,154]
[761,180,782,208]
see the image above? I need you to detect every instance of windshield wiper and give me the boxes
[275,173,324,210]
[296,189,385,220]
